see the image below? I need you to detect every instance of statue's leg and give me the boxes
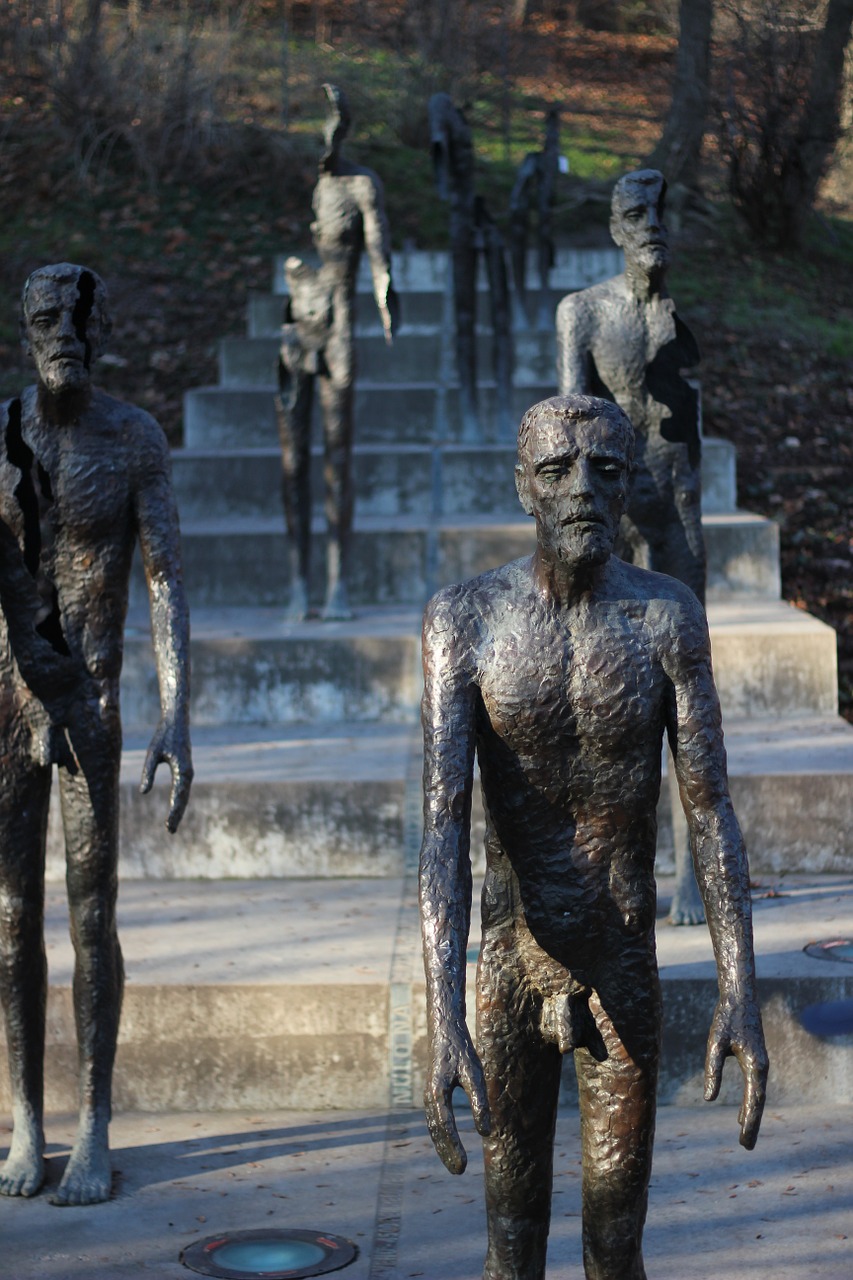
[477,942,562,1280]
[575,957,660,1280]
[317,345,355,621]
[275,359,314,620]
[0,752,51,1197]
[52,724,123,1206]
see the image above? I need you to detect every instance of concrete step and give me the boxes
[121,607,421,729]
[47,722,416,881]
[15,873,853,1112]
[146,512,779,615]
[184,382,554,448]
[249,286,574,336]
[219,330,563,388]
[271,245,624,295]
[62,714,853,881]
[170,437,738,521]
[120,595,837,732]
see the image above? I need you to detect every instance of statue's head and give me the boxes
[320,83,351,170]
[515,395,634,571]
[21,263,111,396]
[610,169,669,273]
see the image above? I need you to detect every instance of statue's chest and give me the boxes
[478,612,661,751]
[592,302,676,388]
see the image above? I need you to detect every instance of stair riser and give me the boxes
[5,974,848,1112]
[171,439,738,520]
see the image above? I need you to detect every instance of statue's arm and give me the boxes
[361,175,399,343]
[419,586,490,1174]
[555,292,593,394]
[132,417,193,832]
[664,595,769,1149]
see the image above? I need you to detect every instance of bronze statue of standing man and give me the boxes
[556,169,707,925]
[419,395,767,1279]
[0,263,192,1205]
[276,84,398,620]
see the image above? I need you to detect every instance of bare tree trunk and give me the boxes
[648,0,712,190]
[791,0,853,225]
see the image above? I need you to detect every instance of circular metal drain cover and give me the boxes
[181,1229,357,1279]
[803,938,853,964]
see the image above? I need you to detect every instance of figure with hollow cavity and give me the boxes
[276,83,398,620]
[419,394,767,1279]
[0,263,192,1205]
[556,169,707,925]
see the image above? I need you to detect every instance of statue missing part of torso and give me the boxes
[556,169,707,925]
[276,83,398,621]
[0,263,192,1205]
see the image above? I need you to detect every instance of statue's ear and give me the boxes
[515,463,534,516]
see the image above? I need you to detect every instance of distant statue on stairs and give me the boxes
[429,94,514,443]
[509,106,561,331]
[555,168,707,926]
[275,83,398,621]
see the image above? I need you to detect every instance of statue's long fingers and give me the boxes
[425,1084,467,1176]
[704,1033,726,1102]
[166,760,193,833]
[460,1060,491,1138]
[140,746,160,796]
[735,1049,768,1150]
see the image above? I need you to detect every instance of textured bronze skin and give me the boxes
[0,264,192,1205]
[419,395,767,1279]
[556,170,706,926]
[276,83,398,621]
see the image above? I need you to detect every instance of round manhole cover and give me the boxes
[803,938,853,964]
[180,1229,357,1279]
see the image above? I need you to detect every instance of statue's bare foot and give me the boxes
[322,582,352,622]
[0,1123,45,1197]
[284,579,310,623]
[50,1130,111,1206]
[668,882,706,927]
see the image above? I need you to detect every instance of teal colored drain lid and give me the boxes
[181,1229,357,1279]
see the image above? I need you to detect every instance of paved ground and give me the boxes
[0,1103,850,1279]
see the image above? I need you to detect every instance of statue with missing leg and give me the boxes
[275,83,398,621]
[419,395,767,1279]
[556,168,707,925]
[0,263,192,1205]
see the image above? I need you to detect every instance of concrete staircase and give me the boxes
[29,248,853,1115]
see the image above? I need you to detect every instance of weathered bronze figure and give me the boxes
[556,169,706,925]
[509,107,561,331]
[429,93,515,441]
[419,395,767,1280]
[0,263,192,1205]
[276,83,398,620]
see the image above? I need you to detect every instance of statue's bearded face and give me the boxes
[516,412,630,570]
[610,176,670,274]
[24,273,104,397]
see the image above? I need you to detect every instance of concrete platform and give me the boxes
[5,877,853,1116]
[5,1101,847,1280]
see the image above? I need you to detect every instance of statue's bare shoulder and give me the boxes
[556,275,628,341]
[423,559,532,680]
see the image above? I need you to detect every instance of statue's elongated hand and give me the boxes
[140,715,193,833]
[704,993,768,1150]
[425,1026,490,1175]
